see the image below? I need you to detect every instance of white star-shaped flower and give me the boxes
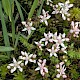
[70,21,80,37]
[52,32,69,54]
[61,46,67,54]
[58,0,73,10]
[53,33,65,48]
[7,57,24,73]
[34,40,44,50]
[35,59,48,76]
[52,4,60,14]
[47,44,60,57]
[19,51,36,65]
[52,0,73,20]
[41,31,53,45]
[39,9,51,26]
[58,0,73,20]
[53,33,69,48]
[61,33,69,42]
[22,21,36,35]
[56,62,67,78]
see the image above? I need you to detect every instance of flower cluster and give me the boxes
[7,51,36,73]
[39,0,73,26]
[35,31,69,57]
[7,0,80,79]
[70,21,80,37]
[56,62,67,78]
[7,32,68,77]
[7,52,48,76]
[34,31,53,51]
[19,51,36,65]
[7,53,67,78]
[52,0,73,20]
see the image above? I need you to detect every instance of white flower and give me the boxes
[53,32,58,40]
[53,33,65,48]
[61,33,69,42]
[61,46,67,54]
[47,44,59,57]
[46,0,53,5]
[53,33,69,48]
[41,31,53,45]
[19,51,36,65]
[34,40,44,50]
[60,9,70,20]
[39,9,51,26]
[52,0,73,20]
[70,21,80,37]
[52,32,69,54]
[58,0,73,20]
[35,59,48,76]
[56,62,67,78]
[22,21,36,35]
[52,5,60,14]
[7,57,24,73]
[58,0,73,10]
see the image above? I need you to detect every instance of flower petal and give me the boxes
[56,74,61,78]
[35,67,40,71]
[31,27,36,30]
[22,28,27,31]
[11,67,16,73]
[45,20,48,26]
[25,60,28,65]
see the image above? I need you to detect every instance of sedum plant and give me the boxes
[0,0,80,80]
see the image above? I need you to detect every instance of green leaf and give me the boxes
[50,56,59,64]
[19,36,34,51]
[14,13,19,23]
[66,60,71,66]
[37,0,45,16]
[14,32,20,48]
[11,16,15,46]
[38,27,46,34]
[20,31,35,41]
[0,2,10,47]
[0,64,8,79]
[14,72,24,80]
[70,68,79,80]
[28,0,38,19]
[14,0,24,21]
[0,55,9,61]
[68,50,80,59]
[11,0,14,14]
[70,8,80,21]
[0,46,14,52]
[2,0,12,21]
